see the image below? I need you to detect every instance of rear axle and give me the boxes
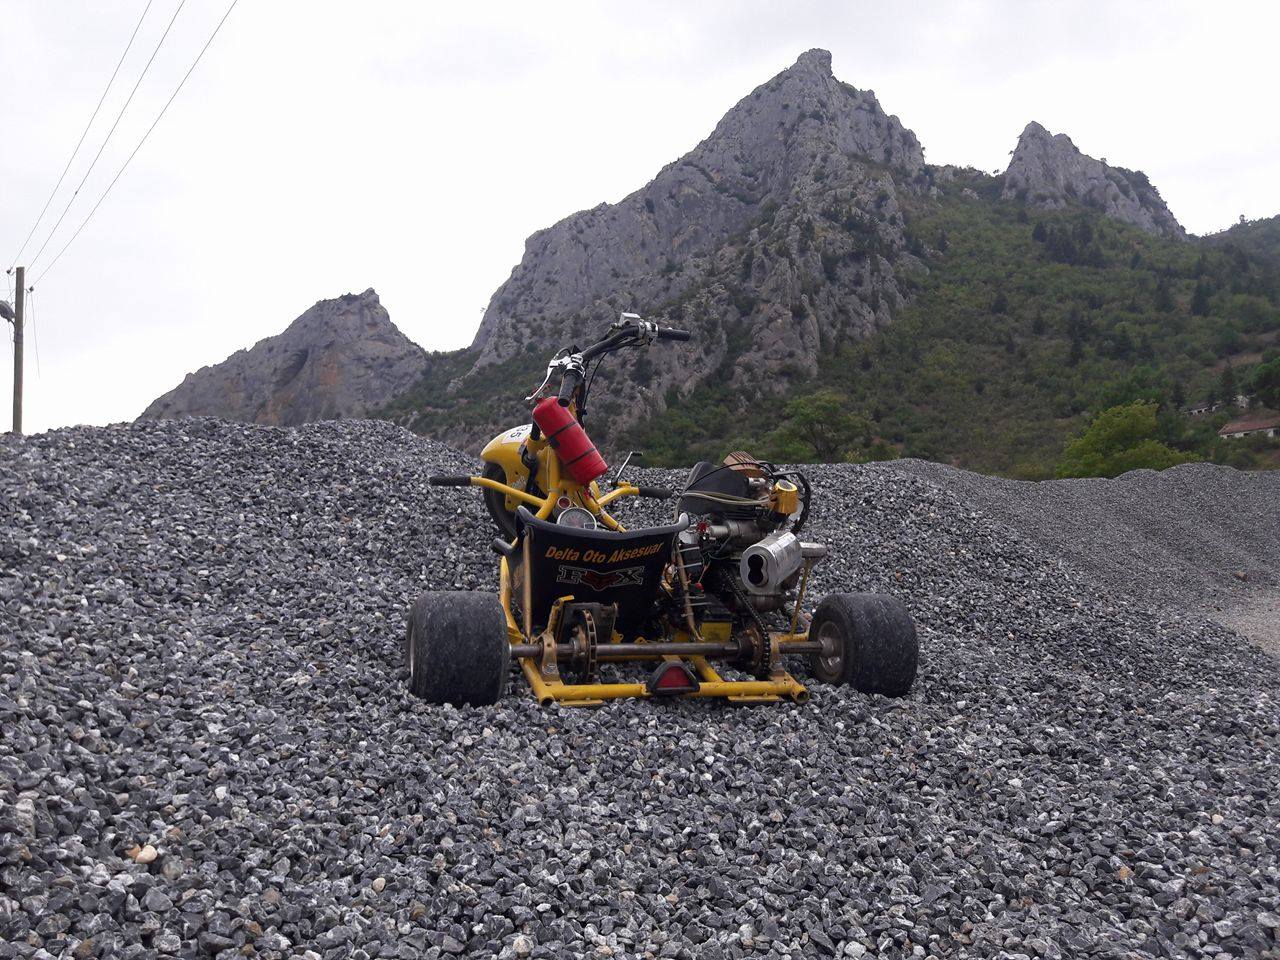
[507,639,824,660]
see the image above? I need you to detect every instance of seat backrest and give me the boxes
[515,508,688,633]
[678,460,756,518]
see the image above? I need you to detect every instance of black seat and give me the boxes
[678,460,755,518]
[514,507,688,633]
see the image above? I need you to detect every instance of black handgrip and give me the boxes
[657,328,691,342]
[557,367,584,406]
[636,485,674,499]
[428,475,472,487]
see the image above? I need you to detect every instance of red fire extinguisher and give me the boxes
[532,397,609,485]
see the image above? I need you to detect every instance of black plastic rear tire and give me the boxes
[405,591,510,705]
[808,592,917,696]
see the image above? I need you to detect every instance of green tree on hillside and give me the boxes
[1253,357,1280,409]
[1219,364,1238,404]
[1056,401,1201,478]
[772,389,870,461]
[1191,280,1212,316]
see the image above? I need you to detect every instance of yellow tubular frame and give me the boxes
[477,440,811,706]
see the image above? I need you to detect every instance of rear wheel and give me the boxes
[405,591,510,705]
[808,592,917,696]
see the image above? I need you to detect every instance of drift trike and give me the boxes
[411,313,917,706]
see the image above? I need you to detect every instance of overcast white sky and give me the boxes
[3,0,1278,433]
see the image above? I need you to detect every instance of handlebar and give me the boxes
[556,366,583,406]
[534,314,693,407]
[580,330,633,362]
[578,324,691,361]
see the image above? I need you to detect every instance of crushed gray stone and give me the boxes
[2,418,1277,959]
[889,458,1280,647]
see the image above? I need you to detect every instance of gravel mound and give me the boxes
[890,459,1280,600]
[3,419,1278,960]
[890,459,1280,652]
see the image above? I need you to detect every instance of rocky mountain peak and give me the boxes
[468,49,924,371]
[792,47,833,75]
[1002,121,1184,238]
[696,48,923,184]
[140,289,427,427]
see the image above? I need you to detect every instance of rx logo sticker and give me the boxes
[557,564,644,592]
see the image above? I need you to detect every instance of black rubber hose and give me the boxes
[788,472,812,535]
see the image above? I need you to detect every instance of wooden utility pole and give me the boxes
[12,266,24,434]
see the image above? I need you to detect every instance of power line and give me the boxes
[32,0,240,289]
[28,289,40,377]
[9,0,155,269]
[26,0,188,273]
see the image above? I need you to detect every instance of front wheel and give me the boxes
[482,461,519,539]
[808,593,918,696]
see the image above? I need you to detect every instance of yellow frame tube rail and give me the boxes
[521,658,809,706]
[466,474,633,528]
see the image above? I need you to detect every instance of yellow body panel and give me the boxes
[480,424,538,511]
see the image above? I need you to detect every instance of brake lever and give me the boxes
[526,350,563,402]
[526,351,583,402]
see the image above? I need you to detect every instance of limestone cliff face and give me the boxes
[140,289,426,426]
[1002,121,1184,238]
[140,53,1204,452]
[452,49,928,442]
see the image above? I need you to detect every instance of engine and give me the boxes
[676,453,827,618]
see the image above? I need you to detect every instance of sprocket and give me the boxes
[564,607,600,684]
[728,576,774,679]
